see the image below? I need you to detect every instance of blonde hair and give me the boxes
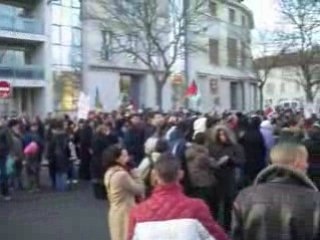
[270,142,308,165]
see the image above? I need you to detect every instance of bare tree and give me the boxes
[83,0,206,108]
[276,0,320,103]
[252,32,287,109]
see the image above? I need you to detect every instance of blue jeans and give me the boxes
[0,156,9,197]
[55,173,67,191]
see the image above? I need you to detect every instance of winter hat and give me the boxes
[193,117,207,138]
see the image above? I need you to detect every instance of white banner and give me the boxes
[77,92,90,120]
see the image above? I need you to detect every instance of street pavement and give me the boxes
[0,169,109,240]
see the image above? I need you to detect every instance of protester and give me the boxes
[23,122,43,192]
[75,120,93,180]
[240,116,266,184]
[123,114,145,165]
[0,118,11,200]
[304,121,320,188]
[104,145,144,240]
[138,139,170,196]
[128,153,230,240]
[208,125,245,231]
[91,124,118,199]
[9,119,24,190]
[185,132,220,218]
[47,120,70,191]
[232,142,320,240]
[260,119,275,153]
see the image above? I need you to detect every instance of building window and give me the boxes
[209,1,217,17]
[227,38,237,67]
[128,34,138,62]
[242,15,246,26]
[52,25,61,44]
[209,39,219,65]
[72,28,81,46]
[102,31,112,60]
[241,42,246,67]
[229,8,235,23]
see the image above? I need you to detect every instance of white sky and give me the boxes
[243,0,280,31]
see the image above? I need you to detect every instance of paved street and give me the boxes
[0,170,109,240]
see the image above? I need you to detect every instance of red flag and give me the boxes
[185,80,197,96]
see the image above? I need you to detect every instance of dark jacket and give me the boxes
[304,130,320,188]
[239,120,267,181]
[123,126,145,165]
[0,127,10,159]
[47,130,70,173]
[232,165,320,240]
[208,125,245,197]
[91,132,118,180]
[185,143,218,188]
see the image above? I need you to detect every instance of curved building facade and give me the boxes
[186,0,258,112]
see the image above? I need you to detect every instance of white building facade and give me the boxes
[81,0,172,111]
[185,0,258,112]
[0,0,52,117]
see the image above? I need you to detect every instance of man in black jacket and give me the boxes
[232,142,320,240]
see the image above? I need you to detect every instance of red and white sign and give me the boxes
[0,81,11,98]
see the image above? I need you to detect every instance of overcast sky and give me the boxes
[243,0,280,31]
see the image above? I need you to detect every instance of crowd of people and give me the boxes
[1,107,320,239]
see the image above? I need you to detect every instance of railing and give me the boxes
[0,65,44,80]
[0,14,43,35]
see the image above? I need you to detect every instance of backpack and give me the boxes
[54,135,68,160]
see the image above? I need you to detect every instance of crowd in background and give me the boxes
[1,107,320,239]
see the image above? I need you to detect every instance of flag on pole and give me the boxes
[185,80,198,96]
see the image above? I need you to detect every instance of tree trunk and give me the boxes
[155,81,164,110]
[306,87,314,103]
[259,85,264,110]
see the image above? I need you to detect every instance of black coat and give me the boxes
[304,131,320,188]
[232,165,320,240]
[209,142,245,197]
[47,131,70,173]
[91,132,118,180]
[240,128,266,181]
[123,127,145,165]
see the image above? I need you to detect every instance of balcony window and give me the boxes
[227,38,237,67]
[72,28,81,46]
[52,25,61,44]
[209,39,219,65]
[61,26,72,45]
[102,31,113,60]
[52,5,61,25]
[52,45,61,64]
[242,15,246,26]
[71,9,80,27]
[229,8,235,23]
[0,49,25,65]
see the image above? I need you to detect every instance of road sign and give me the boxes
[0,81,10,98]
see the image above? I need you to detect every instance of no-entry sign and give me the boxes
[0,81,11,98]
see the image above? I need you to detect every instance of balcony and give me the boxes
[0,14,43,34]
[0,64,44,85]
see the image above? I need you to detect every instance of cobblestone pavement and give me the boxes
[0,169,109,240]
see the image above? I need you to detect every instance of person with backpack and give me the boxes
[23,122,43,192]
[0,118,12,200]
[47,120,70,191]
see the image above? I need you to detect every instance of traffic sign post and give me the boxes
[0,81,11,98]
